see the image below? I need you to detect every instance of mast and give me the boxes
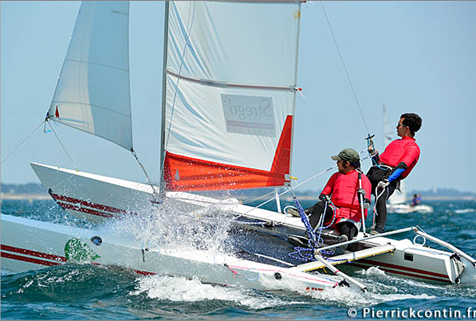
[289,2,303,187]
[159,1,170,194]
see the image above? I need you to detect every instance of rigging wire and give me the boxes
[319,1,371,136]
[1,121,45,165]
[46,121,79,172]
[232,149,371,221]
[240,189,279,206]
[158,2,197,188]
[131,149,161,200]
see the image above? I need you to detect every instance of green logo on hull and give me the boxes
[64,238,100,263]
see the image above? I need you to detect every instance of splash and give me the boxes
[130,274,306,309]
[306,277,436,307]
[1,269,15,276]
[104,193,237,254]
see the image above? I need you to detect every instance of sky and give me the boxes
[1,1,476,194]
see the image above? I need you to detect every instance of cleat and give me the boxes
[287,208,300,217]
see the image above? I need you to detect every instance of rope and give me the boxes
[292,196,318,247]
[287,194,339,262]
[315,200,337,245]
[46,121,79,172]
[1,121,44,165]
[319,1,371,136]
[285,184,338,262]
[289,247,318,262]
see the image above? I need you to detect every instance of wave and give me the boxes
[454,208,476,214]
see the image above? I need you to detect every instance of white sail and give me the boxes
[48,2,133,151]
[383,103,393,148]
[163,1,302,191]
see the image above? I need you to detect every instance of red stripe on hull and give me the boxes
[51,193,137,216]
[359,258,449,279]
[1,252,63,267]
[57,202,115,218]
[351,262,451,284]
[2,244,157,276]
[134,270,156,276]
[164,116,293,191]
[1,244,156,275]
[1,244,66,262]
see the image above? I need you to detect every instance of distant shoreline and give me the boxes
[1,193,475,202]
[1,193,51,201]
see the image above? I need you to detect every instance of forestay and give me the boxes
[163,1,302,191]
[47,2,133,151]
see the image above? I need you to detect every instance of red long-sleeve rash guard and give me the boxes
[322,170,372,225]
[379,136,420,179]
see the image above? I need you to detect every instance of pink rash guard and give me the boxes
[379,136,420,179]
[322,170,371,226]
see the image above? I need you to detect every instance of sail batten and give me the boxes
[166,70,296,91]
[63,59,130,73]
[48,2,133,151]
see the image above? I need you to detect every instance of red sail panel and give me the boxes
[268,115,292,185]
[164,116,293,191]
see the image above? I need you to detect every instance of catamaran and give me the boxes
[2,1,475,294]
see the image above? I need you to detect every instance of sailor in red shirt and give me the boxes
[304,148,372,245]
[366,113,423,234]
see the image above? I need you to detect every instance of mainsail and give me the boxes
[162,1,302,191]
[47,2,133,151]
[383,104,393,148]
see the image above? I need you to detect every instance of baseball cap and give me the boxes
[331,148,360,164]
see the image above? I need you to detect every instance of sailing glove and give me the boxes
[363,198,371,209]
[357,188,366,197]
[377,179,390,192]
[319,194,331,203]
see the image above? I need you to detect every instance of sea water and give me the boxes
[1,199,476,320]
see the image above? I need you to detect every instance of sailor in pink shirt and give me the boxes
[366,113,423,234]
[305,148,372,243]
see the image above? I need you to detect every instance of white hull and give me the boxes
[30,162,232,223]
[28,162,476,285]
[1,214,340,293]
